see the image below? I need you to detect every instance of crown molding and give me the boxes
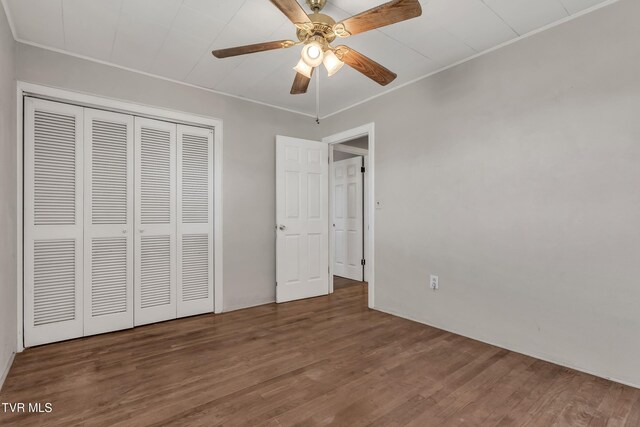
[13,38,317,119]
[4,0,622,121]
[320,0,622,120]
[1,0,17,40]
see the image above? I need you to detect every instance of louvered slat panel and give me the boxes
[182,134,209,223]
[141,128,171,224]
[91,237,128,317]
[33,240,76,326]
[92,120,128,225]
[181,234,209,301]
[140,235,172,308]
[34,111,76,226]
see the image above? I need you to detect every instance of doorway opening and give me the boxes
[324,123,375,308]
[331,137,368,291]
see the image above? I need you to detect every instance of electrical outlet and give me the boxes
[430,275,439,290]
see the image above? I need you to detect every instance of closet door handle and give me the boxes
[139,229,145,234]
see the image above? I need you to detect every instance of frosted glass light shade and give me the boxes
[323,50,344,77]
[293,58,313,78]
[301,42,324,67]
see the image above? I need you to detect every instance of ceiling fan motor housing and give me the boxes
[296,12,337,44]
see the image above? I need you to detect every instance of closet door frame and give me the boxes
[16,82,224,351]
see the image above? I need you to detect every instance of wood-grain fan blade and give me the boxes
[270,0,312,26]
[291,68,314,95]
[337,46,397,86]
[212,40,295,58]
[335,0,422,37]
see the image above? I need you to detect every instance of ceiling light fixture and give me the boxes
[293,58,313,79]
[301,41,324,67]
[212,0,423,97]
[323,50,344,77]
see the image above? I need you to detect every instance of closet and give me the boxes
[24,97,214,347]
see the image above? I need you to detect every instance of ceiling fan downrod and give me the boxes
[306,0,327,13]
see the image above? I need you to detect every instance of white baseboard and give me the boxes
[375,305,640,390]
[0,352,16,392]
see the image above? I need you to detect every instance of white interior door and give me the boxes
[134,117,177,325]
[276,136,329,303]
[83,108,134,336]
[177,125,214,317]
[24,98,84,347]
[333,157,364,281]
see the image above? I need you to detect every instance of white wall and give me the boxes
[320,0,640,387]
[16,43,321,312]
[0,4,17,387]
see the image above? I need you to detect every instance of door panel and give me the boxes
[177,125,214,317]
[134,117,177,325]
[276,136,329,303]
[332,157,364,281]
[24,98,84,347]
[83,109,134,336]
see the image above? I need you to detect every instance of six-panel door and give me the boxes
[333,156,364,281]
[276,136,329,303]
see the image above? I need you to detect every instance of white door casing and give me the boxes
[333,156,364,281]
[177,125,214,317]
[24,98,85,347]
[83,108,134,336]
[276,136,329,303]
[134,117,177,325]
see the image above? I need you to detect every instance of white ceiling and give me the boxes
[3,0,612,117]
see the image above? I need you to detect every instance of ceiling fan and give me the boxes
[212,0,422,95]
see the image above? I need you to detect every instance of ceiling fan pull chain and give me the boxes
[316,70,320,124]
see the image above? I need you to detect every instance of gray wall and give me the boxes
[16,43,320,312]
[0,5,16,386]
[320,0,640,386]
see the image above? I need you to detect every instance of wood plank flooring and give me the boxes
[1,279,639,426]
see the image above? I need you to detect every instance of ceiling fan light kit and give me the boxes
[294,58,314,78]
[323,50,344,77]
[212,0,423,95]
[301,40,325,67]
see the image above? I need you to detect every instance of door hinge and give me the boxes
[361,166,366,173]
[361,259,366,266]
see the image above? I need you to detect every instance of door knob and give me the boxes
[278,225,287,231]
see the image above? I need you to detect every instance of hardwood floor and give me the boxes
[1,282,639,426]
[333,275,367,290]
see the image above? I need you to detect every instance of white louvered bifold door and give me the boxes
[177,125,214,317]
[134,117,177,326]
[83,109,134,336]
[24,98,84,347]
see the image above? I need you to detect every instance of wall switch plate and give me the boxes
[430,275,439,290]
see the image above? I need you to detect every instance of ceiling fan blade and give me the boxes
[334,0,422,37]
[291,69,314,95]
[212,40,295,58]
[270,0,312,27]
[337,46,397,86]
